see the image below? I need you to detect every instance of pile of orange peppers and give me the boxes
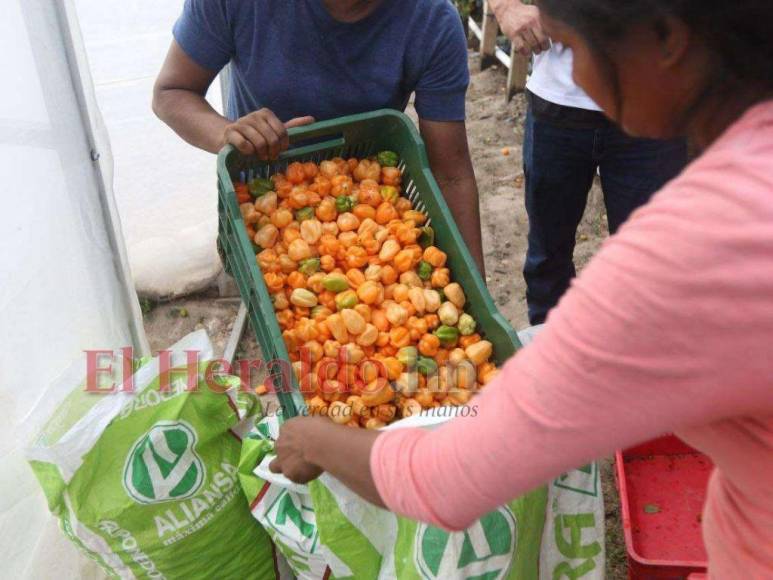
[235,153,498,428]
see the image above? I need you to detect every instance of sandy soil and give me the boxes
[141,51,625,578]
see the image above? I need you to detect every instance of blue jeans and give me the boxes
[523,107,687,325]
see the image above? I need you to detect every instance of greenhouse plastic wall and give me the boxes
[0,0,147,577]
[74,0,226,298]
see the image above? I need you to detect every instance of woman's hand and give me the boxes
[269,415,386,508]
[269,416,326,484]
[223,108,315,160]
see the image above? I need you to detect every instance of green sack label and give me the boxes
[123,421,205,505]
[241,413,605,580]
[265,489,319,545]
[28,332,282,580]
[246,478,332,579]
[415,507,516,580]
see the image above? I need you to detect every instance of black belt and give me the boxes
[527,89,611,130]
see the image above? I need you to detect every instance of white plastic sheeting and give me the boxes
[75,0,225,298]
[0,0,147,577]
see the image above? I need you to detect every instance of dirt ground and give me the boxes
[141,51,625,578]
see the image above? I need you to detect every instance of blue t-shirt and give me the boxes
[173,0,469,123]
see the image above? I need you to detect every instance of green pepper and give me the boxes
[418,226,435,249]
[335,290,359,310]
[248,177,273,198]
[397,346,418,369]
[436,288,446,303]
[417,261,433,281]
[295,207,315,221]
[417,356,438,377]
[458,313,477,336]
[169,307,189,319]
[434,325,460,347]
[311,305,326,318]
[380,185,399,204]
[335,195,355,213]
[377,150,399,168]
[322,273,350,293]
[139,297,155,316]
[298,257,320,276]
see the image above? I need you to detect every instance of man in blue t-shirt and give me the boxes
[153,0,486,272]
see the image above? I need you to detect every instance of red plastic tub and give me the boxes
[615,435,712,579]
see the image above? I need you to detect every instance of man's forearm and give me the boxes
[420,120,487,276]
[153,88,229,154]
[436,174,486,276]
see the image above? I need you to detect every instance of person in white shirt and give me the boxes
[490,0,687,325]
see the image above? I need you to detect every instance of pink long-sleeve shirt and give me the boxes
[371,100,773,578]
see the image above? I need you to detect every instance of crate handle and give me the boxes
[286,115,355,141]
[274,116,352,159]
[276,136,346,160]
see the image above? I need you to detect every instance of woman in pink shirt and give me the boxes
[271,1,773,576]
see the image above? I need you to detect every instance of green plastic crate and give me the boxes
[217,109,521,419]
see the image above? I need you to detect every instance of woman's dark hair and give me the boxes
[537,0,773,118]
